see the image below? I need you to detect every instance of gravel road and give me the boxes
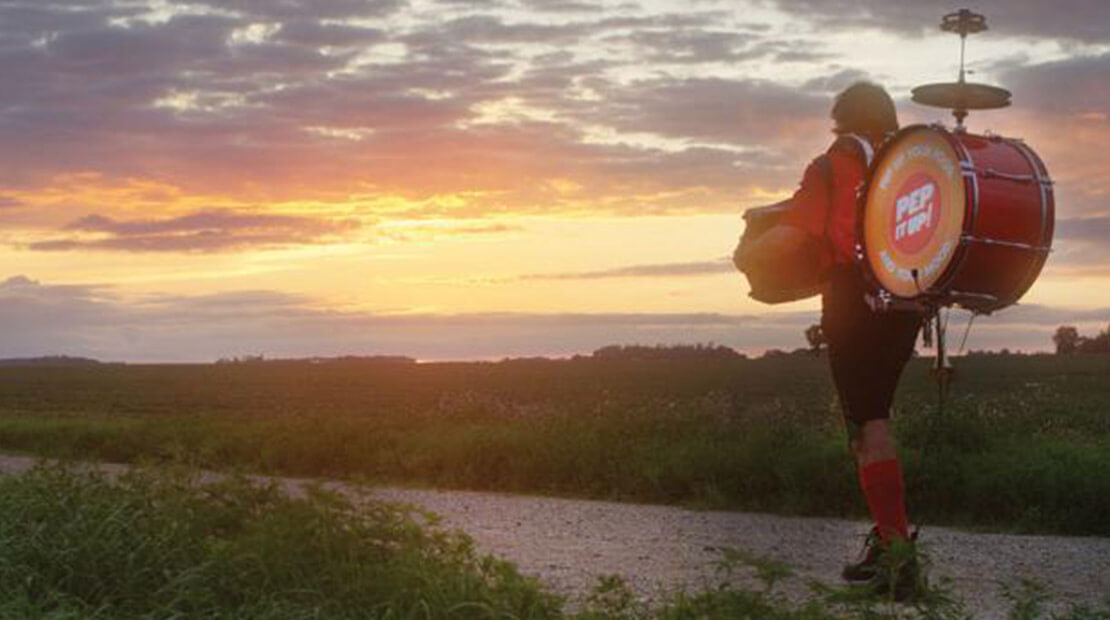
[2,454,1107,618]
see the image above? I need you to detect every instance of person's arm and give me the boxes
[735,155,831,273]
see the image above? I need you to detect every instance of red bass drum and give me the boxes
[857,124,1054,314]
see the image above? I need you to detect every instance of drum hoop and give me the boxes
[1000,137,1056,307]
[855,124,976,309]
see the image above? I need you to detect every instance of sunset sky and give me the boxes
[1,0,1108,361]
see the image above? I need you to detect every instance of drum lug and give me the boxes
[949,290,1000,314]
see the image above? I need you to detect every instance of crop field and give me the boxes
[0,353,1108,536]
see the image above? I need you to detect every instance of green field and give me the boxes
[1,353,1108,536]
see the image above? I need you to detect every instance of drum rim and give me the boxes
[995,137,1055,309]
[855,123,974,309]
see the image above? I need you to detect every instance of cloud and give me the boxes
[766,1,1110,44]
[0,0,1103,227]
[521,1,605,13]
[587,77,829,146]
[616,29,760,64]
[0,0,837,220]
[802,68,872,94]
[1055,217,1110,244]
[379,222,523,242]
[28,209,360,253]
[524,258,733,279]
[2,275,1104,362]
[0,275,788,361]
[190,0,404,19]
[274,20,385,47]
[0,197,23,208]
[422,15,588,45]
[1038,217,1110,278]
[997,53,1110,119]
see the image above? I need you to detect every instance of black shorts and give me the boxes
[821,266,922,425]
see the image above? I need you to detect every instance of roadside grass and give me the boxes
[0,462,561,619]
[3,463,1108,619]
[0,354,1109,535]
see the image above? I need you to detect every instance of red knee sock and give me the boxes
[859,459,909,543]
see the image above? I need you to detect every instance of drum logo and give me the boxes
[892,172,942,254]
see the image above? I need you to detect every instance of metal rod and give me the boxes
[960,236,1053,252]
[959,33,967,83]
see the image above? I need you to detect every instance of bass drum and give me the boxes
[857,124,1054,314]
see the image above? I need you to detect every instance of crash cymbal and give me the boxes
[911,81,1012,111]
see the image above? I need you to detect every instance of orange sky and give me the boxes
[1,0,1108,361]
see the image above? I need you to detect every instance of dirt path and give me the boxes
[2,454,1107,618]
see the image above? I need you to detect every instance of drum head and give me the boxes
[862,127,967,298]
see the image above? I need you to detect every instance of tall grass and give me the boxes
[0,463,560,618]
[0,354,1109,535]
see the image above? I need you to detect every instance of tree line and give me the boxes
[1053,325,1110,355]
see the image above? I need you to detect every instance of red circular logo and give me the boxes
[890,173,942,254]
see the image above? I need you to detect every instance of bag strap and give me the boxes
[818,156,835,241]
[818,133,873,248]
[842,133,875,167]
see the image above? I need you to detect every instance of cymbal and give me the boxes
[911,82,1012,111]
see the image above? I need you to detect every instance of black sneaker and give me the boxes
[867,537,923,603]
[841,526,882,582]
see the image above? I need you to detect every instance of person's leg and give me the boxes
[852,419,908,543]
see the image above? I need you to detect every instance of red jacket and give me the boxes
[781,135,875,265]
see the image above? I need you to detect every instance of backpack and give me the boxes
[734,134,874,304]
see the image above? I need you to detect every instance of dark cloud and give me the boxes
[433,0,507,8]
[617,29,759,64]
[1055,217,1110,244]
[191,0,404,19]
[767,0,1110,44]
[997,53,1110,118]
[1039,218,1110,278]
[43,14,238,77]
[0,2,133,43]
[28,210,360,253]
[982,303,1110,326]
[519,0,606,13]
[590,77,829,145]
[802,68,871,94]
[593,13,731,30]
[424,15,587,45]
[524,258,733,279]
[274,20,385,47]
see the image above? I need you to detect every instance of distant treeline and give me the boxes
[588,343,746,362]
[216,354,417,365]
[0,356,101,367]
[1053,325,1110,355]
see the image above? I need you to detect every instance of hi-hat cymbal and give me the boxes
[912,82,1012,111]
